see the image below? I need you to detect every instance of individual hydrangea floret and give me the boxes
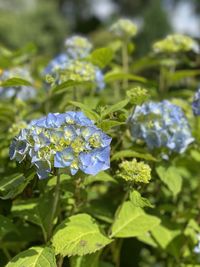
[10,112,112,179]
[192,88,200,116]
[153,34,198,54]
[0,67,36,100]
[64,35,92,59]
[110,18,137,39]
[60,60,105,91]
[128,100,194,153]
[118,159,151,184]
[126,86,149,105]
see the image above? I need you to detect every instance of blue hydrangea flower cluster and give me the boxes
[0,67,36,100]
[194,234,200,254]
[128,100,194,153]
[64,36,92,59]
[10,112,112,179]
[192,88,200,116]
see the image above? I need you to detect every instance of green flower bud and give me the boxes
[118,159,151,184]
[126,86,149,105]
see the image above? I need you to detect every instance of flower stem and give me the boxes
[47,170,60,241]
[122,40,129,89]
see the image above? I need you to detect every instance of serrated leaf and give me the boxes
[101,99,129,118]
[69,101,100,121]
[156,165,182,196]
[52,213,111,256]
[90,47,114,68]
[167,69,200,82]
[1,78,32,87]
[105,72,146,83]
[111,149,157,161]
[110,201,160,238]
[129,190,154,208]
[6,246,56,267]
[0,171,34,200]
[0,215,17,240]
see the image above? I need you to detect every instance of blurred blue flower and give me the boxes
[192,88,200,116]
[43,53,69,76]
[128,100,194,153]
[0,67,36,101]
[10,112,112,179]
[64,35,92,59]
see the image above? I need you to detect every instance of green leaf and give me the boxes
[0,215,17,240]
[167,69,200,83]
[12,191,57,241]
[110,201,160,238]
[51,80,94,95]
[156,165,183,196]
[6,246,56,267]
[101,99,129,118]
[0,171,34,200]
[129,190,154,208]
[52,213,112,256]
[89,47,114,68]
[111,149,157,161]
[151,224,181,249]
[1,78,32,87]
[69,101,100,122]
[105,72,147,83]
[70,251,101,267]
[98,120,125,131]
[84,171,117,186]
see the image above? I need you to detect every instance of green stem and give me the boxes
[73,86,77,102]
[47,171,60,241]
[122,40,129,90]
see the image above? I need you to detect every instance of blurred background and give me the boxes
[0,0,200,56]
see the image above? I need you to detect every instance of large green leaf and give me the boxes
[0,171,34,200]
[0,215,17,240]
[52,213,112,256]
[12,191,57,241]
[6,246,56,267]
[156,165,183,196]
[89,47,114,68]
[110,201,160,238]
[1,78,32,87]
[151,224,181,249]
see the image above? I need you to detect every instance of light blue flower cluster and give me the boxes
[43,35,105,91]
[192,88,200,116]
[0,67,36,100]
[43,53,69,77]
[64,35,92,59]
[10,112,111,179]
[128,100,194,153]
[59,60,105,91]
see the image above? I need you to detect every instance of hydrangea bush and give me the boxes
[1,20,200,267]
